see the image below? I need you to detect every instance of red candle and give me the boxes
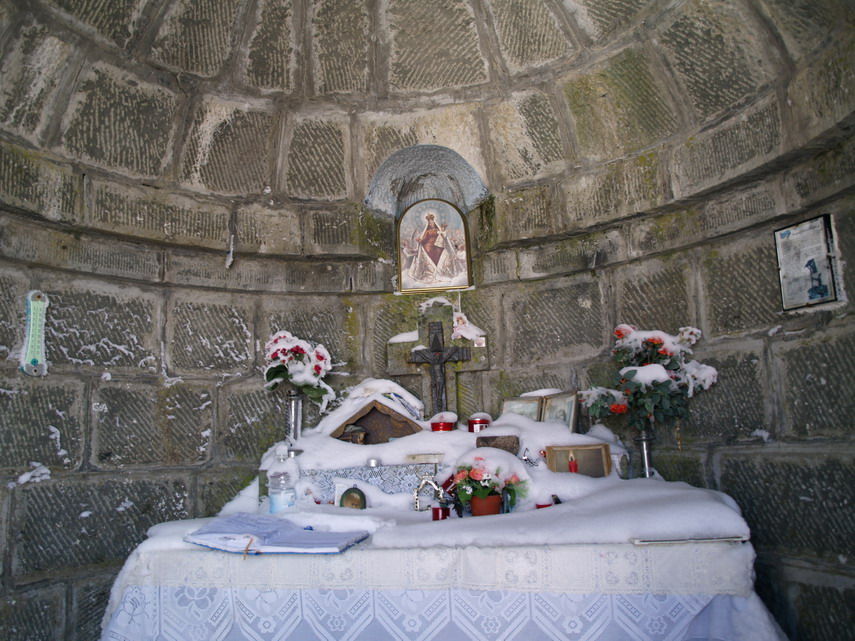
[431,421,455,432]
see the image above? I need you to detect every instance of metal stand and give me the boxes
[635,429,655,478]
[287,389,303,444]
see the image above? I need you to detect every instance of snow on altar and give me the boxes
[101,351,787,641]
[211,377,750,550]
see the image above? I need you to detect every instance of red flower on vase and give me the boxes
[610,403,628,414]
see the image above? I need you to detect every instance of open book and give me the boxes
[184,512,369,555]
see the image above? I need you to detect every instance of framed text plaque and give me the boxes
[775,215,838,310]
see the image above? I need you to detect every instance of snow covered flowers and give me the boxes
[264,330,335,411]
[579,325,718,434]
[450,457,528,508]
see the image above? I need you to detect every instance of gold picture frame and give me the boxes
[397,199,472,293]
[540,390,578,430]
[501,396,543,420]
[545,444,611,478]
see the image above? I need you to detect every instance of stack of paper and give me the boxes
[184,513,369,555]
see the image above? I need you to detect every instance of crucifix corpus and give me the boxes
[409,321,470,415]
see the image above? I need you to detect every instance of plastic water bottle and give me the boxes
[269,447,296,513]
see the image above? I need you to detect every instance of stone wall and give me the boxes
[0,0,853,639]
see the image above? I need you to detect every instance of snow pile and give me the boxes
[7,462,51,488]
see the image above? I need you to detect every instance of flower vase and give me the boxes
[470,494,502,516]
[286,389,303,444]
[635,428,655,478]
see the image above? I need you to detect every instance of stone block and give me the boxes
[652,451,706,488]
[518,230,624,279]
[359,104,485,184]
[304,203,391,256]
[719,451,855,559]
[71,572,116,641]
[485,0,571,72]
[630,183,781,256]
[150,0,242,76]
[487,92,566,183]
[0,142,81,222]
[0,585,65,641]
[197,467,259,517]
[615,259,693,334]
[563,152,665,227]
[684,348,768,443]
[476,434,519,455]
[241,0,296,92]
[476,250,518,285]
[488,184,561,245]
[165,250,352,292]
[180,97,274,195]
[505,278,604,364]
[236,203,302,255]
[791,582,855,641]
[60,63,179,178]
[366,295,424,374]
[563,47,677,161]
[700,234,784,336]
[564,0,650,43]
[384,0,487,92]
[92,382,213,468]
[13,476,189,578]
[756,0,844,62]
[0,21,75,143]
[262,296,357,369]
[657,0,774,122]
[784,133,855,211]
[220,385,289,462]
[42,282,159,372]
[0,268,29,362]
[788,31,855,143]
[0,377,83,473]
[353,259,395,293]
[167,296,253,374]
[49,0,148,49]
[833,203,855,312]
[89,179,230,249]
[284,115,349,200]
[776,330,855,438]
[456,371,485,419]
[672,98,782,199]
[311,0,370,94]
[0,217,162,282]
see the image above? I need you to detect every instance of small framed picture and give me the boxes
[540,391,578,431]
[339,487,366,509]
[501,396,542,420]
[545,444,611,478]
[397,199,472,293]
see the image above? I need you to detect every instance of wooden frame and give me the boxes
[501,396,542,420]
[397,199,472,293]
[545,444,611,478]
[540,391,578,430]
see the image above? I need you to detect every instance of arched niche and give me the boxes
[364,145,488,218]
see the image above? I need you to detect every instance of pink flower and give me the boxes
[453,470,469,483]
[469,468,484,481]
[506,475,520,485]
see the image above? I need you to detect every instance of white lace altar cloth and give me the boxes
[101,524,785,641]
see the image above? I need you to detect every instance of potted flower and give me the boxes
[579,325,717,477]
[264,330,335,412]
[450,456,528,516]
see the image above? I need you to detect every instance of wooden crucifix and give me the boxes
[409,321,470,415]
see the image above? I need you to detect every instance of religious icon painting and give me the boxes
[397,199,472,293]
